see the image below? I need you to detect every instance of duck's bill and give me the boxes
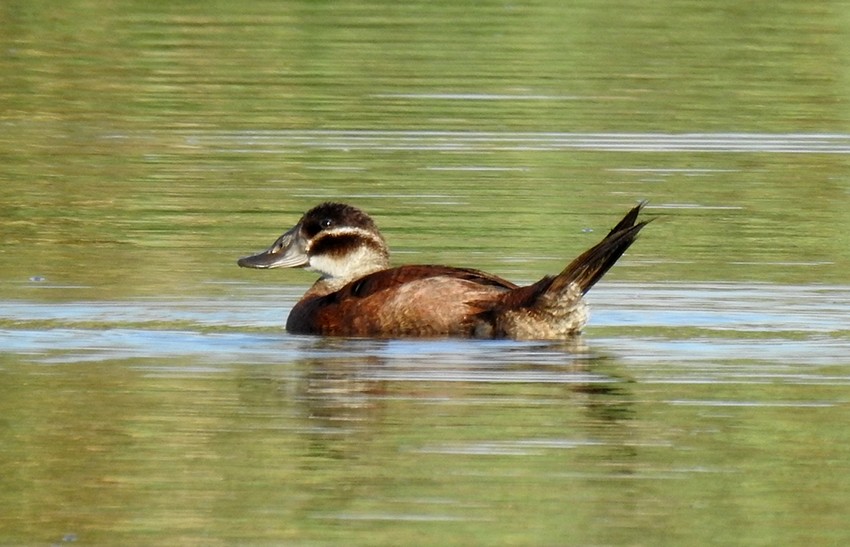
[237,227,309,269]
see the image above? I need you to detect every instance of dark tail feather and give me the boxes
[606,200,646,238]
[548,201,649,296]
[496,202,650,311]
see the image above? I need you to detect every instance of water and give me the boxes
[3,1,850,544]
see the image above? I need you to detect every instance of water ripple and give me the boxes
[184,130,850,154]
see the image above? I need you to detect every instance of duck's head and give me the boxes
[237,202,390,281]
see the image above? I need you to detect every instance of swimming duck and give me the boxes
[238,202,648,339]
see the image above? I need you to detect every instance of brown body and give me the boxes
[287,266,520,337]
[238,202,648,340]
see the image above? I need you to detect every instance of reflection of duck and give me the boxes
[238,202,648,339]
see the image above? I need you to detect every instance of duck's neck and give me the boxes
[304,246,389,298]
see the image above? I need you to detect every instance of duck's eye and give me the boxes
[320,218,333,229]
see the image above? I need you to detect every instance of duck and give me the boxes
[237,201,648,339]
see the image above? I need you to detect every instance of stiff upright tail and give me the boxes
[498,202,649,311]
[547,201,649,296]
[482,202,649,339]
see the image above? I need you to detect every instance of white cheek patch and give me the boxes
[306,227,387,280]
[308,241,387,280]
[308,253,344,277]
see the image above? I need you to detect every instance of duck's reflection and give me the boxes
[233,335,642,521]
[277,336,638,454]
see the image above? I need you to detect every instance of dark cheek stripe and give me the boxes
[310,234,365,257]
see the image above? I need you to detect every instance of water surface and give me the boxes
[2,1,850,544]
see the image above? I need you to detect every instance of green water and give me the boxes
[2,1,850,544]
